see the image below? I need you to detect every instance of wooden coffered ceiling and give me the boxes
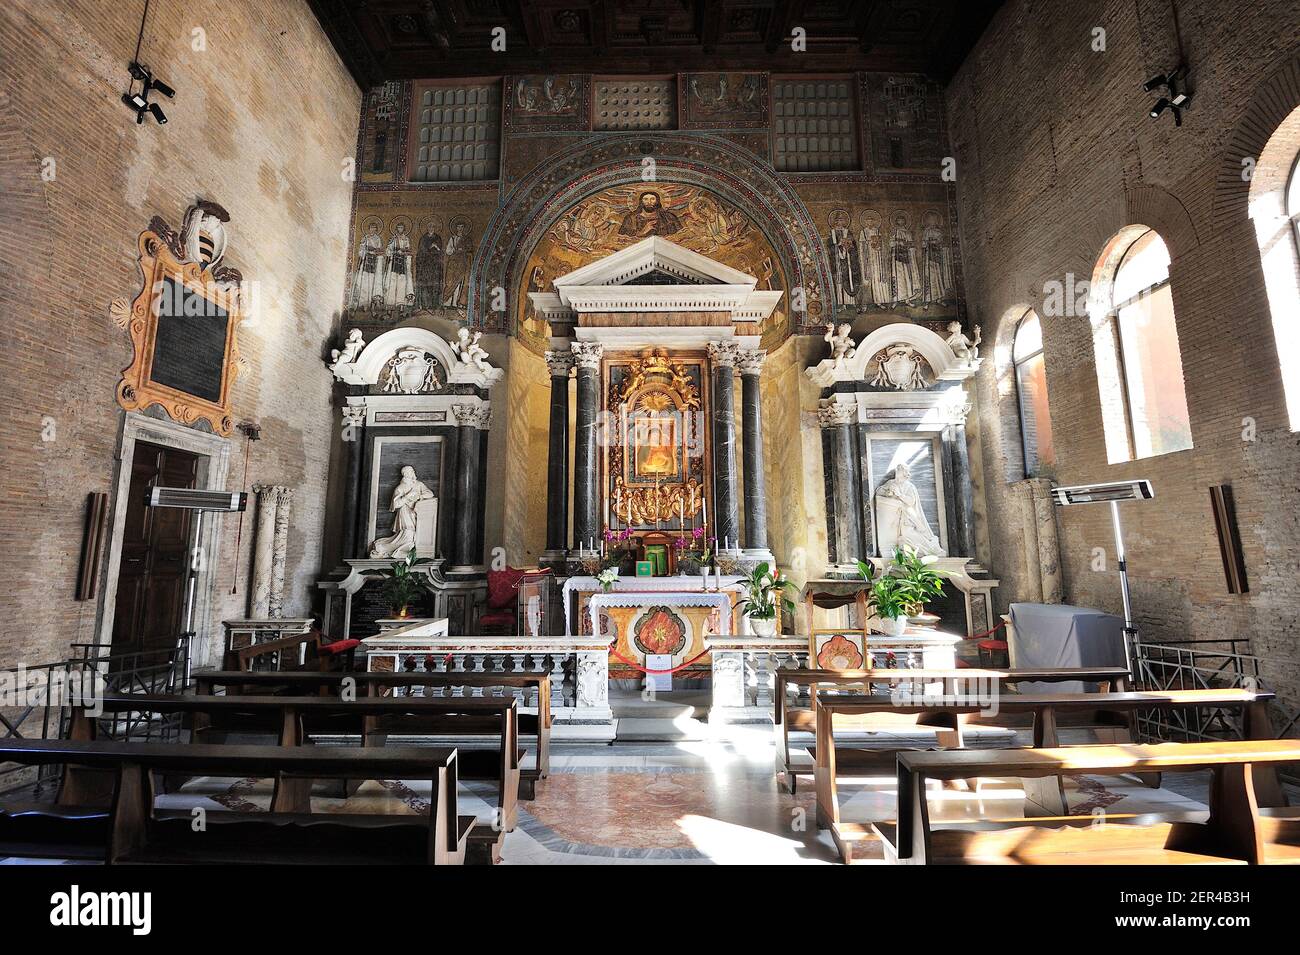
[308,0,1004,87]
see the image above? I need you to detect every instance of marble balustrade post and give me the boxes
[708,342,741,550]
[544,350,574,555]
[737,348,769,553]
[818,400,860,567]
[452,404,489,568]
[570,342,603,550]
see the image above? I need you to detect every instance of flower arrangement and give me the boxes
[737,561,795,635]
[373,547,436,617]
[595,566,620,593]
[858,547,946,634]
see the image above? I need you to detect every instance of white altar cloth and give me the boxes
[588,591,735,642]
[561,574,742,635]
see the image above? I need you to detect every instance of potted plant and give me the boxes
[737,561,795,637]
[858,548,946,637]
[676,527,709,576]
[373,547,436,618]
[595,565,620,593]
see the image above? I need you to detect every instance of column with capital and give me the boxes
[818,399,861,571]
[452,404,490,569]
[737,348,771,557]
[250,484,291,617]
[570,342,603,552]
[707,341,741,552]
[340,402,366,559]
[544,350,574,558]
[268,487,293,618]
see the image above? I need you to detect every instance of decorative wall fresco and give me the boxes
[506,74,589,130]
[793,181,963,320]
[861,74,946,174]
[344,192,497,325]
[681,72,769,128]
[515,183,789,351]
[359,82,406,183]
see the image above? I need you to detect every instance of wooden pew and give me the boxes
[774,666,1131,793]
[879,740,1300,865]
[69,692,521,863]
[193,668,551,792]
[0,739,471,864]
[812,687,1279,863]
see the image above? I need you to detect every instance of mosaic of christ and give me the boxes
[516,183,789,350]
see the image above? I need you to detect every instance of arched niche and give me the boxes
[469,133,833,347]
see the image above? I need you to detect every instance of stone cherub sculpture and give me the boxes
[369,465,436,559]
[453,327,491,372]
[330,328,365,366]
[823,322,856,366]
[945,321,982,362]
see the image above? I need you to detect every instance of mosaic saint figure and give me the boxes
[618,191,682,238]
[369,465,436,559]
[856,210,892,308]
[826,210,860,308]
[414,220,444,310]
[348,220,385,310]
[382,221,414,307]
[889,212,922,306]
[442,219,472,309]
[919,211,954,306]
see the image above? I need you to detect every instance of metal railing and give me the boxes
[0,635,192,796]
[1133,638,1300,785]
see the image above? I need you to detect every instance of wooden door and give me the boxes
[111,442,200,657]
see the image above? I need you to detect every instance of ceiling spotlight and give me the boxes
[1143,65,1191,127]
[1142,74,1167,92]
[122,59,175,126]
[122,91,147,111]
[149,77,175,99]
[1149,98,1171,118]
[148,102,168,124]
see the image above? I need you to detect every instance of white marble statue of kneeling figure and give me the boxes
[873,462,944,558]
[369,465,436,559]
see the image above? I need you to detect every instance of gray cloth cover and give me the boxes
[1008,602,1126,694]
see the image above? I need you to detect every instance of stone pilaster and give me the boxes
[268,487,292,618]
[544,350,574,556]
[340,402,366,560]
[818,400,860,569]
[708,341,741,551]
[737,348,770,555]
[571,342,603,552]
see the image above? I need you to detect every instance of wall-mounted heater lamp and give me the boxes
[144,487,247,681]
[1051,479,1155,678]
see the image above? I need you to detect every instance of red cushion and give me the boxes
[320,638,361,655]
[977,639,1008,652]
[486,567,529,609]
[479,610,515,626]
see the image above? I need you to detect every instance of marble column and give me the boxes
[942,417,976,558]
[250,484,290,618]
[340,403,366,559]
[571,342,603,552]
[708,341,741,551]
[544,350,574,555]
[737,349,770,555]
[452,404,488,569]
[818,400,860,569]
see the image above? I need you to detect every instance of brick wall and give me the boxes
[947,0,1300,706]
[0,0,358,666]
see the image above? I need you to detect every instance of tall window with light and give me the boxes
[1013,310,1055,476]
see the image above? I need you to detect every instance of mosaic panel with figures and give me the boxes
[794,181,962,320]
[516,183,789,352]
[861,74,946,174]
[345,192,497,324]
[680,72,769,128]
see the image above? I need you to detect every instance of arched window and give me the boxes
[1092,228,1194,461]
[1012,310,1054,476]
[1249,107,1300,431]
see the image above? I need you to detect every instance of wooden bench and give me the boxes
[71,692,522,863]
[812,687,1279,862]
[194,668,551,790]
[0,739,470,864]
[774,666,1132,793]
[878,740,1300,865]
